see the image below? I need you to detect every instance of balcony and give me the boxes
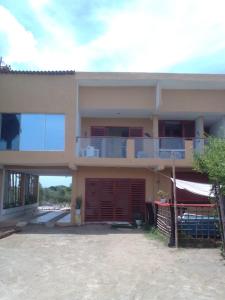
[193,138,206,154]
[76,137,194,164]
[135,137,185,159]
[77,137,127,158]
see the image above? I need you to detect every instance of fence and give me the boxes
[155,201,220,247]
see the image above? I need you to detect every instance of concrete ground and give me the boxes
[0,225,225,300]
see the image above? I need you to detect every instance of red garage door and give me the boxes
[85,178,145,222]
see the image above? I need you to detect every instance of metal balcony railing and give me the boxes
[77,137,127,158]
[134,137,185,159]
[158,137,185,159]
[193,138,206,154]
[76,137,190,160]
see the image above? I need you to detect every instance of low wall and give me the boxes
[0,203,38,220]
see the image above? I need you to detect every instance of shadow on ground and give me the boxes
[17,223,145,236]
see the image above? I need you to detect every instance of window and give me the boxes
[0,113,65,151]
[3,172,39,208]
[90,126,143,137]
[0,114,21,150]
[4,171,23,209]
[159,120,195,138]
[164,121,182,137]
[20,114,45,150]
[45,114,65,151]
[24,175,38,205]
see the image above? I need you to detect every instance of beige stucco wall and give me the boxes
[0,74,74,113]
[1,72,224,170]
[154,169,172,200]
[81,118,153,136]
[161,89,225,112]
[79,86,155,111]
[72,167,172,222]
[0,73,77,165]
[0,151,69,166]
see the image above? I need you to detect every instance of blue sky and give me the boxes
[40,176,71,187]
[1,0,225,73]
[1,0,225,187]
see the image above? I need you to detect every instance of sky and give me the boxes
[1,0,225,73]
[1,0,225,187]
[39,176,71,187]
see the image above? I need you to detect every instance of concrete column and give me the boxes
[195,116,204,138]
[152,115,159,138]
[195,116,204,153]
[75,82,81,157]
[126,139,135,158]
[155,81,161,111]
[75,113,81,156]
[70,171,78,225]
[185,140,193,162]
[152,115,159,157]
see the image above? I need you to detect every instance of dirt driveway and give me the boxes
[0,224,225,300]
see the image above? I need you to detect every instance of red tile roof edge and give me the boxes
[0,69,75,75]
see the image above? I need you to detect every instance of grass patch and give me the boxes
[144,226,168,245]
[221,246,225,259]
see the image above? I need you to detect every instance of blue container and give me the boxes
[178,214,220,238]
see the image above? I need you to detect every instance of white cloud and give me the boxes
[1,0,225,71]
[0,4,91,70]
[28,0,50,11]
[88,0,225,71]
[0,6,38,63]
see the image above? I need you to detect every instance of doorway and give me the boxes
[85,178,145,222]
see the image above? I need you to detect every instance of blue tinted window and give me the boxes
[0,114,21,150]
[45,114,65,151]
[0,113,65,151]
[20,114,45,150]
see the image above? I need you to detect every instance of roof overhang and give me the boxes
[76,72,225,90]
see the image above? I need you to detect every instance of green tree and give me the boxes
[38,184,71,206]
[194,136,225,252]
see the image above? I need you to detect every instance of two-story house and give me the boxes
[1,70,225,223]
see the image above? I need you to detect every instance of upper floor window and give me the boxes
[159,120,195,138]
[0,113,65,151]
[90,126,143,137]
